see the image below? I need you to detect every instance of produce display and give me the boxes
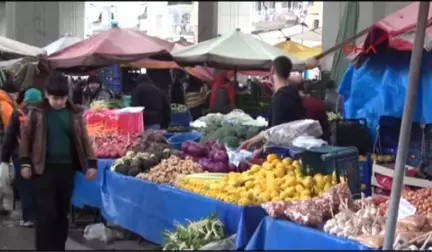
[162,213,224,250]
[90,99,122,111]
[177,154,337,206]
[180,140,250,173]
[327,112,343,121]
[379,188,432,216]
[127,131,171,160]
[92,134,134,158]
[167,125,189,133]
[136,155,204,185]
[198,124,263,148]
[171,103,188,113]
[323,197,385,238]
[110,150,171,177]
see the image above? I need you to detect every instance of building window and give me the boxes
[313,19,319,29]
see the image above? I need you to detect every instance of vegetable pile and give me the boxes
[127,131,171,161]
[90,100,122,111]
[379,188,432,216]
[162,213,224,250]
[323,197,385,238]
[180,140,250,173]
[111,150,171,177]
[177,154,338,205]
[198,124,263,148]
[136,155,203,185]
[92,134,134,158]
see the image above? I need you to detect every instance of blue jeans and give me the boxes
[13,155,35,222]
[144,124,161,130]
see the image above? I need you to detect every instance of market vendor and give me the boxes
[131,74,171,130]
[209,70,235,114]
[82,75,113,107]
[239,56,306,156]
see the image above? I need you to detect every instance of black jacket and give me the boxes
[1,105,30,163]
[268,85,305,128]
[131,83,171,129]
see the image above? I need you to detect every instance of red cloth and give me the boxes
[302,97,330,141]
[209,72,235,109]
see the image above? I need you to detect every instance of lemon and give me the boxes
[323,183,332,191]
[301,176,313,189]
[282,158,293,166]
[285,176,296,187]
[284,186,296,197]
[300,189,312,197]
[286,170,296,177]
[295,184,305,193]
[250,164,261,172]
[275,168,285,178]
[266,154,278,163]
[262,162,274,170]
[285,165,295,171]
[245,181,255,189]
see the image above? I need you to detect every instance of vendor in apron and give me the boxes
[209,71,235,114]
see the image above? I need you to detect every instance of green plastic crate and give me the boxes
[300,145,361,198]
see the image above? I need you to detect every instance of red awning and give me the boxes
[365,2,432,51]
[42,27,172,71]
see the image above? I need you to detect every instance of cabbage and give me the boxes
[228,163,238,172]
[181,141,193,152]
[213,151,229,163]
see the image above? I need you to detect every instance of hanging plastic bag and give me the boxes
[199,234,236,250]
[83,223,124,243]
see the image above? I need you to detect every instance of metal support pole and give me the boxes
[383,2,430,249]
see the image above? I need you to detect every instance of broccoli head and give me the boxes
[235,126,247,139]
[222,126,237,138]
[246,126,262,139]
[223,136,240,148]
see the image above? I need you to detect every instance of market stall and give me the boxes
[0,36,45,60]
[41,25,172,72]
[246,216,368,250]
[43,34,82,56]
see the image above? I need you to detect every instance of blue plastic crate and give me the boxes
[361,183,372,196]
[264,145,302,160]
[167,132,201,150]
[170,111,192,127]
[358,154,372,184]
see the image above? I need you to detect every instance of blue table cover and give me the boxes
[100,169,266,249]
[71,158,114,208]
[246,216,370,250]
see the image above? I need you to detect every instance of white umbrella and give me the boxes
[172,29,305,71]
[43,35,82,56]
[0,36,45,60]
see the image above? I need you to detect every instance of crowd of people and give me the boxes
[0,54,329,251]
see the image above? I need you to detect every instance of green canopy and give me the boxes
[172,29,305,71]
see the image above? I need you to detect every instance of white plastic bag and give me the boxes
[199,234,236,250]
[0,162,11,192]
[292,136,327,149]
[0,162,13,211]
[264,119,323,147]
[83,223,124,243]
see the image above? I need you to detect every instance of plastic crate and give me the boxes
[361,183,372,196]
[170,111,192,127]
[300,146,361,198]
[265,145,302,160]
[359,154,372,184]
[167,132,201,150]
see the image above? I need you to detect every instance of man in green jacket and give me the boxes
[19,73,97,250]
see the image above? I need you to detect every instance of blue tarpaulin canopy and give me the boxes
[338,48,432,138]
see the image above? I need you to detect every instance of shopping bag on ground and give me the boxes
[0,162,11,193]
[83,223,124,243]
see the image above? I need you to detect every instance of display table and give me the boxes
[246,216,370,250]
[71,158,114,208]
[100,169,267,249]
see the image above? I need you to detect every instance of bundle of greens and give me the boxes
[162,213,224,250]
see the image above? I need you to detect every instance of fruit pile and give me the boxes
[177,154,338,206]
